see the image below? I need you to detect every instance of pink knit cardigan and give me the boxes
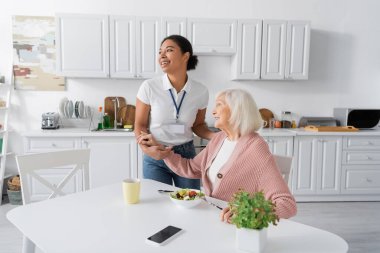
[164,131,297,219]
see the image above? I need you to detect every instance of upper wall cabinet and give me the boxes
[56,14,161,78]
[261,20,287,80]
[56,14,110,77]
[187,18,237,55]
[56,14,310,80]
[109,16,135,78]
[261,20,310,80]
[231,19,262,80]
[110,16,161,78]
[135,17,162,78]
[161,17,187,38]
[285,21,311,80]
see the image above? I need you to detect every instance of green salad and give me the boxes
[170,189,205,201]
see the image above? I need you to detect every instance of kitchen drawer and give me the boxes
[343,136,380,150]
[341,165,380,194]
[25,137,81,153]
[342,151,380,165]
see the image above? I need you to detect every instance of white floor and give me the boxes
[1,200,379,253]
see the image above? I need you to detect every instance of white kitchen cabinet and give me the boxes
[231,19,262,80]
[285,21,311,80]
[264,136,293,156]
[110,16,161,79]
[110,16,136,78]
[56,14,110,77]
[57,14,160,79]
[341,136,380,195]
[22,135,139,200]
[82,137,138,188]
[261,20,310,80]
[293,136,342,195]
[341,165,380,195]
[161,17,187,38]
[261,20,287,80]
[135,17,162,78]
[24,137,82,153]
[187,18,237,55]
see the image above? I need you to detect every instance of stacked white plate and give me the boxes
[59,97,92,119]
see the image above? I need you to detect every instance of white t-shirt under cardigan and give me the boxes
[137,74,209,146]
[207,138,236,188]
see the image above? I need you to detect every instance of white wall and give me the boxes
[1,0,380,173]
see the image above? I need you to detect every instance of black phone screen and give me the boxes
[147,226,182,244]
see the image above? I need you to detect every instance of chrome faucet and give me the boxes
[111,97,120,129]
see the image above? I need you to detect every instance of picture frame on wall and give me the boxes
[12,15,65,91]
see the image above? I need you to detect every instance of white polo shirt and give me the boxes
[137,74,209,146]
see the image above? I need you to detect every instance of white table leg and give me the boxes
[22,236,36,253]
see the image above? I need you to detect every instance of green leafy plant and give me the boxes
[228,190,279,230]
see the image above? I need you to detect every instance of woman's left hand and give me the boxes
[137,131,158,146]
[140,144,172,160]
[220,207,232,224]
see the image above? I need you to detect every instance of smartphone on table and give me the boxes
[146,225,183,246]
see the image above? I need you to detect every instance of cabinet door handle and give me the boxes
[367,156,372,160]
[51,143,57,147]
[366,178,372,183]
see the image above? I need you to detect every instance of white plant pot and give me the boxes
[236,227,268,253]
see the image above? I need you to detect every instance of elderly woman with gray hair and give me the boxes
[137,89,297,220]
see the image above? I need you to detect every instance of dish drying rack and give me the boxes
[58,98,95,130]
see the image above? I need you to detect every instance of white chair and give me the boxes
[273,155,293,187]
[15,149,91,253]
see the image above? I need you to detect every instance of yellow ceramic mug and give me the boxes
[122,178,141,204]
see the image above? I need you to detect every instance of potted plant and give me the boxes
[228,190,279,253]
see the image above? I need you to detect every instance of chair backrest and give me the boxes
[16,149,91,205]
[273,155,293,186]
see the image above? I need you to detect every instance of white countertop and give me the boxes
[290,128,380,136]
[258,129,296,136]
[21,127,380,137]
[22,128,135,137]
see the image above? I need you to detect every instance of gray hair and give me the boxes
[216,89,263,136]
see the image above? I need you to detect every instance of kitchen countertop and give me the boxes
[21,128,380,137]
[258,128,296,136]
[22,128,136,137]
[290,128,380,136]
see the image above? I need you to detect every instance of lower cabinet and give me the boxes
[82,137,138,188]
[23,133,380,201]
[23,135,139,200]
[293,136,342,197]
[341,136,380,197]
[263,136,293,156]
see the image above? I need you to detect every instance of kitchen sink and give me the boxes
[91,128,134,132]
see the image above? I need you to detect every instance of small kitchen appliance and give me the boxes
[334,108,380,129]
[41,112,60,129]
[298,117,339,128]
